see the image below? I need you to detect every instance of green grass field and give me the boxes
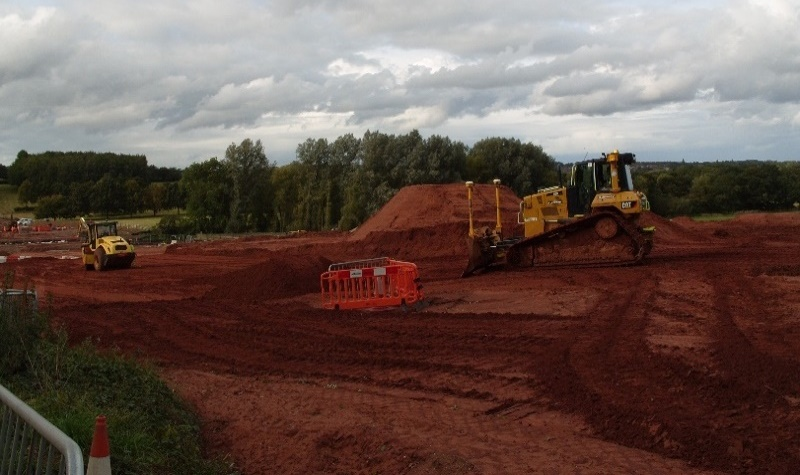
[0,184,177,230]
[0,184,23,217]
[691,213,737,222]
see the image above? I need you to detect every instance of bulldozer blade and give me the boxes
[461,235,498,277]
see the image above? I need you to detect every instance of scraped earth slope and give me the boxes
[7,183,800,474]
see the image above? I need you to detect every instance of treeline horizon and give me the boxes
[4,130,800,233]
[6,150,184,219]
[633,160,800,217]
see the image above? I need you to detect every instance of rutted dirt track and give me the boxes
[5,184,800,474]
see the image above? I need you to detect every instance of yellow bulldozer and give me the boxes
[463,150,654,276]
[79,218,136,271]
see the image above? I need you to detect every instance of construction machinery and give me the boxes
[463,150,654,276]
[79,218,136,271]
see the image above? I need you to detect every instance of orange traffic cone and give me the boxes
[86,415,111,475]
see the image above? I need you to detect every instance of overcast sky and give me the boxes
[1,0,799,168]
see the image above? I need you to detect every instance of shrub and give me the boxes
[0,273,238,474]
[0,274,44,375]
[157,215,196,235]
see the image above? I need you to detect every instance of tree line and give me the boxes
[8,150,183,219]
[8,134,800,233]
[633,160,800,217]
[180,131,557,233]
[8,132,556,232]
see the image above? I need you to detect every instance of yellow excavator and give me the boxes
[463,150,654,276]
[79,218,136,271]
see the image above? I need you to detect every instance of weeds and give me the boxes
[0,275,44,375]
[0,271,238,474]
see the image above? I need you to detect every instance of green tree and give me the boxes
[92,173,126,218]
[181,158,232,233]
[359,131,403,215]
[466,138,557,196]
[34,194,73,219]
[223,139,275,232]
[329,134,362,229]
[339,167,371,231]
[270,162,303,232]
[9,151,149,203]
[165,182,186,211]
[778,162,800,207]
[17,179,34,205]
[142,182,168,216]
[123,178,143,216]
[68,181,94,217]
[295,138,332,230]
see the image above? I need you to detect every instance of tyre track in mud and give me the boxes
[53,241,798,473]
[224,305,561,405]
[532,250,800,474]
[61,293,562,407]
[11,197,800,474]
[703,260,800,473]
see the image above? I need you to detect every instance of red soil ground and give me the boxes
[4,183,800,474]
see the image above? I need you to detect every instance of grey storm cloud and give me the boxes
[1,0,799,167]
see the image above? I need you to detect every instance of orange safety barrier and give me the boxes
[320,257,424,310]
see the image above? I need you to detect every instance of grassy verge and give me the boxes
[1,278,238,474]
[691,213,737,222]
[0,184,21,217]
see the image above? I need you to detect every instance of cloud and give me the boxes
[0,8,72,82]
[1,0,799,167]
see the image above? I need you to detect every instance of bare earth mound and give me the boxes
[6,186,800,474]
[347,183,522,261]
[351,183,521,238]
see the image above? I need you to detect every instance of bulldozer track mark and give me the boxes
[532,256,800,473]
[539,273,727,469]
[700,268,800,471]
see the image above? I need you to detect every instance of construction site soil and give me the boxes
[4,183,800,474]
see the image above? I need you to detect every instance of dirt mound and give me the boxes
[346,184,522,262]
[341,222,470,262]
[731,211,800,227]
[650,212,800,246]
[203,250,332,301]
[638,212,715,246]
[350,184,521,240]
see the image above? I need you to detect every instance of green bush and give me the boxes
[1,275,238,474]
[20,344,238,474]
[157,215,196,235]
[0,276,44,375]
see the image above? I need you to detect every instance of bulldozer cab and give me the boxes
[567,161,597,215]
[567,152,637,215]
[611,152,637,192]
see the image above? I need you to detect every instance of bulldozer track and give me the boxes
[506,212,649,270]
